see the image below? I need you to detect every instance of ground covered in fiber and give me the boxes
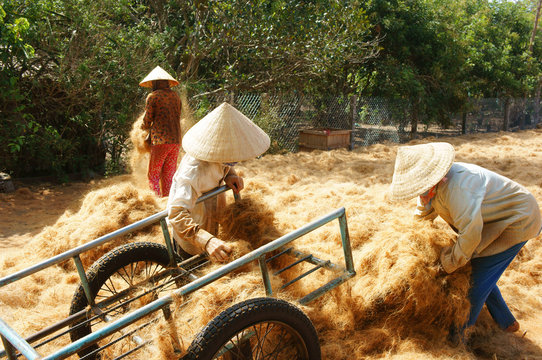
[1,130,542,359]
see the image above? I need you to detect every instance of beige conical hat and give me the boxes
[182,102,270,163]
[139,66,179,88]
[390,142,455,201]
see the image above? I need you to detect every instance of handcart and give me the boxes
[0,185,355,359]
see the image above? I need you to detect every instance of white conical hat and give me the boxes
[390,142,455,201]
[182,102,270,162]
[139,66,179,88]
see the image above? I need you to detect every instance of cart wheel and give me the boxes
[69,242,179,359]
[184,297,321,360]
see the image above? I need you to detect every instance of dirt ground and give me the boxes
[1,130,542,359]
[0,175,132,249]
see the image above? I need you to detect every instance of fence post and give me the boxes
[461,112,467,135]
[349,95,357,151]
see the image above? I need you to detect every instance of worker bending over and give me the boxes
[390,142,541,335]
[167,102,270,262]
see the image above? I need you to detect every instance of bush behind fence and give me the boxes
[188,93,541,153]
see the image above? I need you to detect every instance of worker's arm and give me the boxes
[141,93,155,130]
[168,204,213,252]
[168,182,232,262]
[439,186,484,273]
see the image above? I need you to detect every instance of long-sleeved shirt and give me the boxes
[166,154,232,255]
[142,88,181,145]
[415,162,541,273]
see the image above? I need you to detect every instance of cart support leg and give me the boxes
[73,255,96,307]
[1,336,17,360]
[258,255,273,297]
[339,214,355,274]
[160,218,177,267]
[161,306,182,352]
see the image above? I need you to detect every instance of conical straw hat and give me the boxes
[139,66,179,88]
[390,142,455,201]
[182,102,270,163]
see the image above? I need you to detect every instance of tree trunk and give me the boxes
[528,1,542,126]
[530,0,542,53]
[519,98,526,130]
[349,95,357,150]
[535,81,541,125]
[148,0,168,31]
[461,112,467,134]
[410,101,419,139]
[503,98,511,131]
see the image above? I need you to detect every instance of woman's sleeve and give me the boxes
[440,188,484,273]
[141,94,155,130]
[167,181,213,253]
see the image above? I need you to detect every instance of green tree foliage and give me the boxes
[356,0,468,130]
[156,0,378,94]
[1,0,541,177]
[1,0,35,172]
[0,0,162,178]
[354,0,541,132]
[462,0,537,98]
[1,0,379,178]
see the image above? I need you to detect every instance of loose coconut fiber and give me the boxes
[1,130,542,359]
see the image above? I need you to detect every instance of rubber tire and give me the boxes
[183,297,321,360]
[69,241,171,359]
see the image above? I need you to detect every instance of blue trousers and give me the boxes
[466,241,527,329]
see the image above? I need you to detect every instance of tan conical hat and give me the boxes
[390,142,455,201]
[182,102,270,163]
[139,66,179,88]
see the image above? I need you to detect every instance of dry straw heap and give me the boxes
[1,130,542,359]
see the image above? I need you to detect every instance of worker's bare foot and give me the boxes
[505,321,519,333]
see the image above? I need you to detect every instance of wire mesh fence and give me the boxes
[188,93,541,153]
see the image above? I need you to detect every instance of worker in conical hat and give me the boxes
[167,102,270,262]
[139,66,182,197]
[390,142,541,339]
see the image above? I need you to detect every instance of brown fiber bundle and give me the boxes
[29,182,162,268]
[1,130,542,360]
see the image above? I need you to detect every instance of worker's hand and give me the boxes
[225,174,244,194]
[205,237,232,262]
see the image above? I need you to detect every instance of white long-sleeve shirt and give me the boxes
[166,154,231,255]
[415,162,541,273]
